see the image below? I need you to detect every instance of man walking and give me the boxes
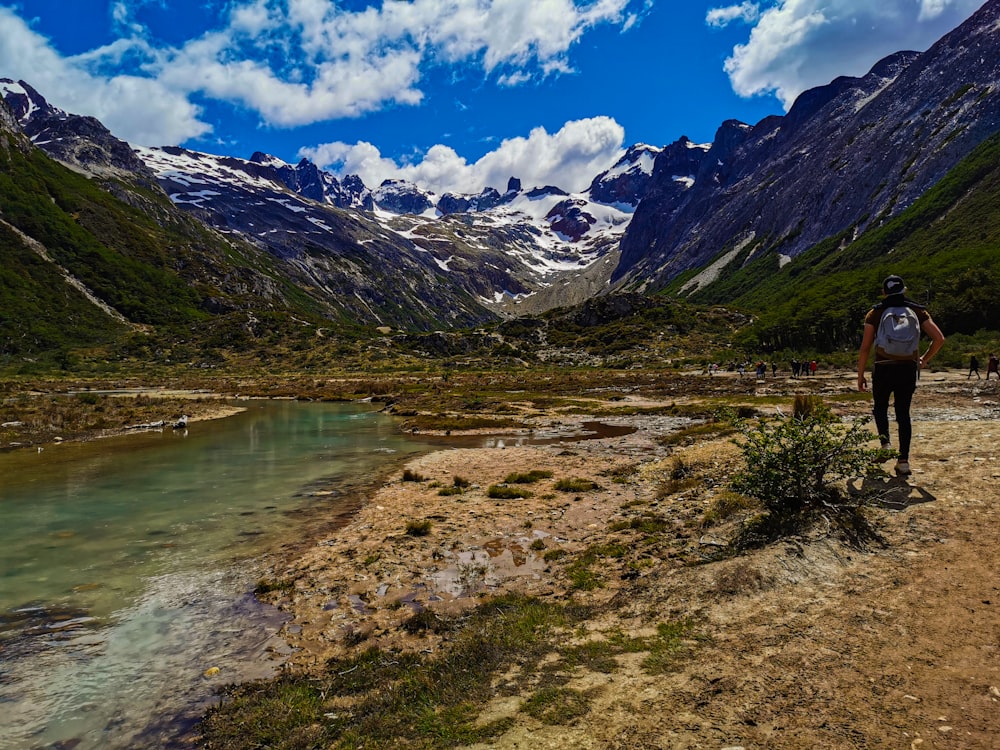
[857,275,945,476]
[968,354,981,380]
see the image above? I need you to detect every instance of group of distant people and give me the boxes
[966,352,1000,380]
[706,359,815,379]
[789,359,818,378]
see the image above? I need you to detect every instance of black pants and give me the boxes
[872,361,918,460]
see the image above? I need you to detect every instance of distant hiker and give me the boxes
[987,353,999,380]
[968,355,981,380]
[756,361,766,381]
[809,360,818,376]
[791,358,800,378]
[857,275,945,477]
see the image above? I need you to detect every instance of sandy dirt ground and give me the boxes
[256,370,1000,749]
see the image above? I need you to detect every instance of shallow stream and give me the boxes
[0,400,426,749]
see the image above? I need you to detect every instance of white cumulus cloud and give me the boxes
[0,0,639,144]
[154,0,637,127]
[706,2,761,28]
[300,116,627,194]
[0,7,210,146]
[715,0,984,109]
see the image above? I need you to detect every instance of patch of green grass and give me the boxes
[559,640,620,673]
[564,543,627,591]
[199,594,586,749]
[487,484,533,499]
[503,469,554,484]
[702,491,758,526]
[609,513,671,535]
[641,620,701,675]
[658,421,737,447]
[520,687,591,725]
[253,578,295,595]
[554,477,600,493]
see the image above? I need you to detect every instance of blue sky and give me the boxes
[0,0,985,193]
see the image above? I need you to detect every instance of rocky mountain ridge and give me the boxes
[4,1,1000,335]
[3,76,662,317]
[616,0,1000,293]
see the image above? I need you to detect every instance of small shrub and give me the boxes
[438,486,464,496]
[554,477,599,493]
[729,403,889,548]
[402,468,426,482]
[543,548,567,562]
[669,456,691,480]
[452,476,471,488]
[529,539,545,551]
[504,469,553,484]
[254,578,295,595]
[487,484,533,499]
[405,519,433,536]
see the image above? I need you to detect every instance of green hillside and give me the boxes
[0,133,342,367]
[677,131,1000,356]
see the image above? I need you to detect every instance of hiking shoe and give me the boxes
[895,461,912,476]
[880,441,891,451]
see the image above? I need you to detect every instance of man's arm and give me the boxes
[857,323,875,392]
[919,317,945,368]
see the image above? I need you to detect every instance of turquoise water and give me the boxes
[0,400,427,749]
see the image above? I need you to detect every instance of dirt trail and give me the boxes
[261,372,1000,749]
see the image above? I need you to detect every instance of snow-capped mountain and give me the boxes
[130,142,659,314]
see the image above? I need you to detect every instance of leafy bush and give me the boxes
[728,400,891,547]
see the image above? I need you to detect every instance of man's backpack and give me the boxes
[875,305,921,356]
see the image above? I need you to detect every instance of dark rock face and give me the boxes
[526,186,569,199]
[0,91,23,143]
[247,152,374,210]
[437,193,472,214]
[372,179,435,214]
[437,187,508,215]
[588,144,665,206]
[546,199,595,241]
[616,0,1000,290]
[1,78,159,190]
[563,292,653,327]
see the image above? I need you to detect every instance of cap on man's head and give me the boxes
[883,275,906,295]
